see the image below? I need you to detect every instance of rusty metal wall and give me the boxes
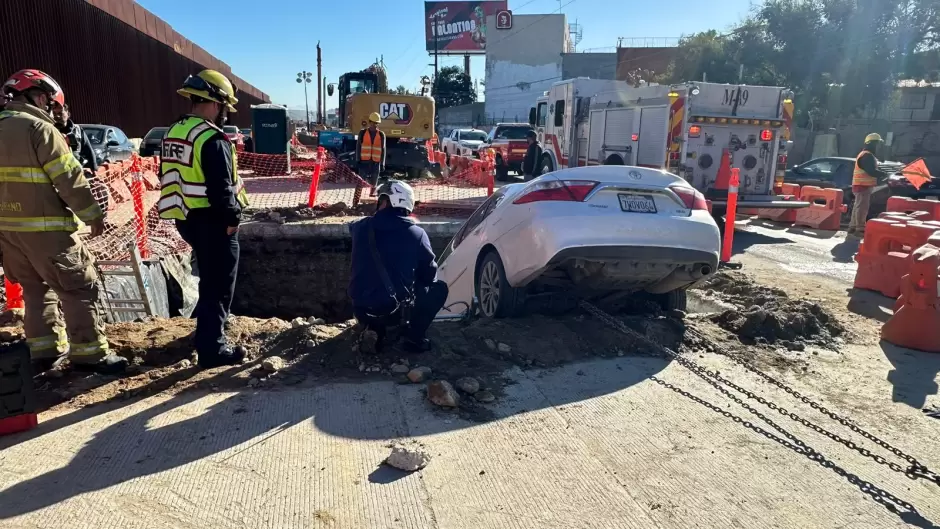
[0,0,268,136]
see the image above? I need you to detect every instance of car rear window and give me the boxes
[461,131,487,142]
[495,126,532,140]
[145,128,167,140]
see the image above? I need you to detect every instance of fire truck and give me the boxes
[529,78,806,217]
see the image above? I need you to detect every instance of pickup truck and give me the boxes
[441,128,488,158]
[487,123,534,181]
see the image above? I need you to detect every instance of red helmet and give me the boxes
[2,69,65,107]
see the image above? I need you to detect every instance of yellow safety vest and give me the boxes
[852,151,878,187]
[158,116,249,220]
[360,129,383,163]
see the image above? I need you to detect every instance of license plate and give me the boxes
[618,193,657,213]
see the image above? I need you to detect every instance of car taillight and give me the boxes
[669,185,708,210]
[514,180,598,204]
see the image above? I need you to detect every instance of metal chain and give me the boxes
[580,301,940,487]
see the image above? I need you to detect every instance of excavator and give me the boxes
[320,64,440,179]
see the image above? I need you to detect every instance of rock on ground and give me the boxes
[359,330,379,355]
[385,445,431,471]
[497,342,512,353]
[475,390,496,403]
[262,356,286,372]
[407,366,432,383]
[484,339,496,351]
[455,377,480,394]
[427,380,459,407]
[390,363,410,374]
[291,317,308,328]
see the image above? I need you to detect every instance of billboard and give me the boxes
[425,1,508,55]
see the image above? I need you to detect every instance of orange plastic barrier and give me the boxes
[885,196,940,222]
[754,183,802,222]
[881,244,940,353]
[853,218,939,297]
[793,186,846,231]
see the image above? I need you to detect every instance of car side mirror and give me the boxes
[107,139,120,147]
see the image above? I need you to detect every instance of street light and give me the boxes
[296,71,313,129]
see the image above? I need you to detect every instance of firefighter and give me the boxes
[848,133,889,237]
[158,70,250,369]
[0,69,126,374]
[357,112,386,194]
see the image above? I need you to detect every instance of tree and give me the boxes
[432,66,477,108]
[392,85,412,95]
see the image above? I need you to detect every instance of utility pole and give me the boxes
[296,71,312,129]
[316,42,323,126]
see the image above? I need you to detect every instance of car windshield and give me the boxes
[495,126,532,140]
[223,126,239,135]
[461,131,487,142]
[144,128,167,140]
[83,128,105,144]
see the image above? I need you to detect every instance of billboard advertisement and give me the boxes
[425,1,509,54]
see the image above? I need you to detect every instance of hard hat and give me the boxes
[178,69,239,112]
[3,69,65,107]
[368,112,381,124]
[864,133,884,143]
[376,179,416,212]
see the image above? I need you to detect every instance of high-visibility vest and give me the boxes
[359,129,383,163]
[158,116,249,220]
[852,151,878,187]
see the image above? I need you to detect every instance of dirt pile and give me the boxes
[249,202,372,224]
[692,271,845,348]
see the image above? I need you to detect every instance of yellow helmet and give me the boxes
[864,133,884,144]
[368,112,381,124]
[177,69,239,112]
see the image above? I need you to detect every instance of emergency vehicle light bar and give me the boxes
[691,116,785,128]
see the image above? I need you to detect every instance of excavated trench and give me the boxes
[230,219,455,321]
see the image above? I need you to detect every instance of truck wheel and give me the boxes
[604,154,624,165]
[539,156,554,175]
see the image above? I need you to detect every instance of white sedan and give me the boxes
[436,165,721,318]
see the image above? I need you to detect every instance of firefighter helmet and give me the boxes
[2,69,65,107]
[178,69,239,112]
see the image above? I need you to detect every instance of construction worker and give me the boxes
[848,133,889,237]
[348,180,448,353]
[158,70,249,369]
[0,69,126,374]
[357,112,386,193]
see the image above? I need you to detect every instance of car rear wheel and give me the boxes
[476,251,524,318]
[654,289,688,312]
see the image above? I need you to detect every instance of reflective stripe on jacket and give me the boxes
[852,151,878,187]
[359,129,384,163]
[0,102,103,232]
[158,116,249,220]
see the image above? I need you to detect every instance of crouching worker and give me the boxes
[349,180,448,352]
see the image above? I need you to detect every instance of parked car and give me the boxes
[441,128,488,158]
[139,126,168,157]
[223,125,243,148]
[785,156,905,220]
[436,165,719,318]
[487,123,535,180]
[80,124,135,164]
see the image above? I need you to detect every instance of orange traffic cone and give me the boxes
[714,148,732,190]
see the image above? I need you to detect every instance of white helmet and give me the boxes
[377,179,416,212]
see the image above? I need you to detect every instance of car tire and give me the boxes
[476,251,524,318]
[495,157,509,181]
[655,289,688,312]
[539,155,554,175]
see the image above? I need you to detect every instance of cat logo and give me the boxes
[379,102,413,125]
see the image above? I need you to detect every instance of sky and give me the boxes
[137,0,754,113]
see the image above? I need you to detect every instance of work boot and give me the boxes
[31,355,67,376]
[198,345,246,369]
[72,354,129,375]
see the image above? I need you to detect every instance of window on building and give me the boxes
[899,92,927,110]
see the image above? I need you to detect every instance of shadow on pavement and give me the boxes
[785,226,840,240]
[846,287,895,323]
[0,326,675,518]
[731,229,791,254]
[881,340,940,409]
[831,236,861,263]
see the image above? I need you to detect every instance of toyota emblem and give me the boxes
[629,170,642,180]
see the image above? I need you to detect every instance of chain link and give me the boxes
[580,301,940,487]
